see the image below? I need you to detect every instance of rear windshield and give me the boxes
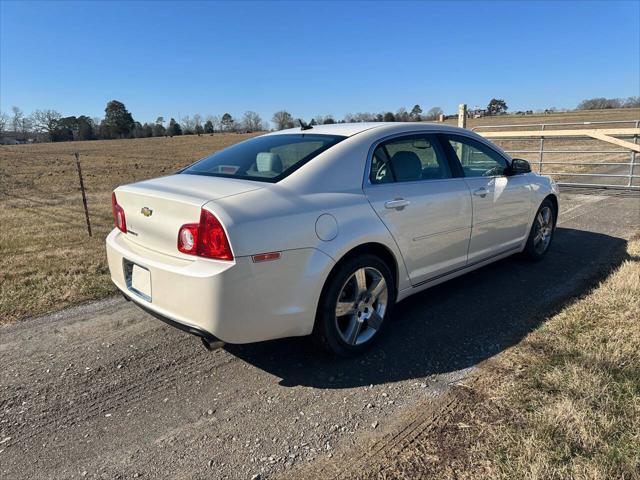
[181,134,346,182]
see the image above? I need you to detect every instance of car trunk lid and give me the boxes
[115,174,261,257]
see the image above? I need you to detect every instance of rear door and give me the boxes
[363,133,473,286]
[441,134,532,263]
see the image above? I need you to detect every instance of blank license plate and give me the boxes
[131,264,152,300]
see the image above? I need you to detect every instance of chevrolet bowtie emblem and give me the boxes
[141,207,153,217]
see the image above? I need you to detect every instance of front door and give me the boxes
[363,133,472,286]
[442,134,532,264]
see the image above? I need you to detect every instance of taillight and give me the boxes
[111,192,127,233]
[177,209,233,260]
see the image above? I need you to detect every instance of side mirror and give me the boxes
[507,158,531,175]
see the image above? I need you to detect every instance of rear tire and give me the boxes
[313,254,395,357]
[524,198,556,261]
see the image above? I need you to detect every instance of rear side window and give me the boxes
[370,134,452,184]
[182,134,346,182]
[444,135,507,177]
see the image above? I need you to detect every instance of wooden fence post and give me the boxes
[74,152,92,237]
[458,104,467,129]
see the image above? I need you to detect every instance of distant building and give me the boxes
[469,108,488,118]
[0,132,28,145]
[0,136,26,145]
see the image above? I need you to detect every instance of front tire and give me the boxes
[313,254,395,357]
[524,198,556,260]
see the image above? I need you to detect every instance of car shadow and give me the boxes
[224,227,628,389]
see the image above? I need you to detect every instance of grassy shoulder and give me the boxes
[365,234,640,479]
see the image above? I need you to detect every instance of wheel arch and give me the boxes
[335,242,399,294]
[543,193,559,224]
[316,242,400,311]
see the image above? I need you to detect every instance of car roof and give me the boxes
[265,122,468,138]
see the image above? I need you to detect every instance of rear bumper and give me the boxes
[122,293,220,343]
[106,229,334,343]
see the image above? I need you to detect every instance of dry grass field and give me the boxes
[0,108,638,323]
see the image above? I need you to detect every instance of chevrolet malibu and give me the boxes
[106,123,558,356]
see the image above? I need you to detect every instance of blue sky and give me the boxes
[1,0,638,124]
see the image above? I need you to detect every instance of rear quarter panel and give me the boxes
[205,186,411,292]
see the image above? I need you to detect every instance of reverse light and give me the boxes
[177,223,198,254]
[111,192,127,233]
[177,209,233,260]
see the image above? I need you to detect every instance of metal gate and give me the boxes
[473,120,640,191]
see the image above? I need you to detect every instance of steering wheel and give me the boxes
[375,163,389,182]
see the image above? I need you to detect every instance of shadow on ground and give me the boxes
[225,227,627,389]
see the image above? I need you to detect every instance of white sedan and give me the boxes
[106,122,558,356]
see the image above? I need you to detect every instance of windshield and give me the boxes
[181,134,346,182]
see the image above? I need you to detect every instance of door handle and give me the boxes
[473,187,490,198]
[384,198,410,210]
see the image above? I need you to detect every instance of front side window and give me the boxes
[182,134,346,182]
[445,135,507,177]
[370,134,452,184]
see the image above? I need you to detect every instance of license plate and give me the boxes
[131,264,152,301]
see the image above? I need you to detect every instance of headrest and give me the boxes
[256,152,283,173]
[390,151,422,181]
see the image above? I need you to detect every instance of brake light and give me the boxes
[178,209,233,260]
[111,192,127,233]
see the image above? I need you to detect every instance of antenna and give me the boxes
[298,118,313,131]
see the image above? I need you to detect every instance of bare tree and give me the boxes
[272,110,294,130]
[0,111,8,136]
[425,106,444,120]
[395,107,410,122]
[242,111,263,132]
[206,115,220,133]
[355,112,376,122]
[11,106,23,132]
[343,113,355,123]
[32,109,62,141]
[18,116,33,138]
[181,115,196,134]
[193,114,204,135]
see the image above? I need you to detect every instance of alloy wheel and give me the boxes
[533,205,553,254]
[334,267,389,346]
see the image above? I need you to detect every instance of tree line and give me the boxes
[1,96,638,143]
[576,96,639,110]
[270,105,446,130]
[0,100,447,142]
[0,101,266,142]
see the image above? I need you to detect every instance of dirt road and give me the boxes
[1,190,638,480]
